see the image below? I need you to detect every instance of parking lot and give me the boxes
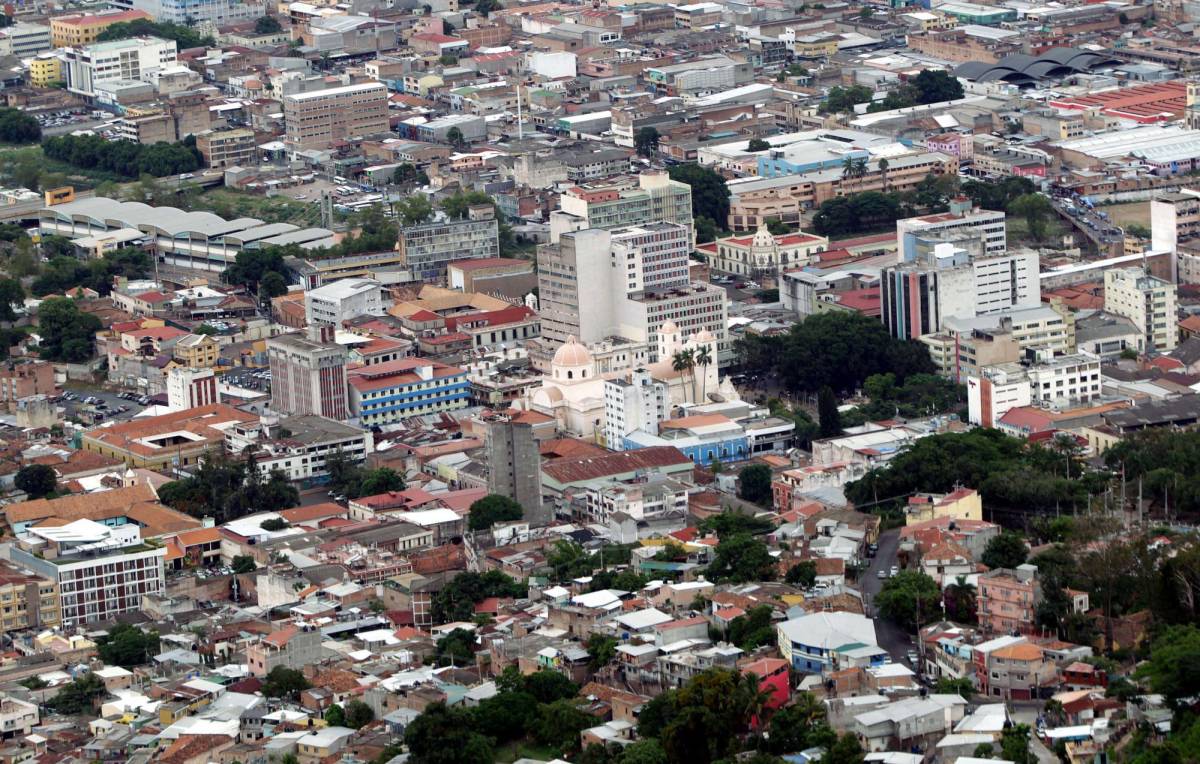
[221,368,272,394]
[58,386,149,424]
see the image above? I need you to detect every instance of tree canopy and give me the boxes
[981,531,1028,570]
[42,134,201,179]
[668,164,730,232]
[876,570,942,630]
[97,18,215,47]
[738,464,773,505]
[97,624,159,668]
[431,570,526,623]
[468,494,523,530]
[0,108,41,144]
[15,464,57,499]
[36,297,102,363]
[157,450,298,523]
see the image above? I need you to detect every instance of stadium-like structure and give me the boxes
[954,47,1121,85]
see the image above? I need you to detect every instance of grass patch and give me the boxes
[189,188,324,227]
[494,741,563,763]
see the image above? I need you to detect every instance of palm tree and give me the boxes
[672,350,695,403]
[945,575,977,623]
[878,157,889,193]
[695,345,713,402]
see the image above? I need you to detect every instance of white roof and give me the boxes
[614,608,673,631]
[868,663,915,678]
[93,666,133,678]
[571,589,627,609]
[299,726,356,746]
[865,754,923,764]
[285,82,385,102]
[777,611,878,650]
[395,508,462,526]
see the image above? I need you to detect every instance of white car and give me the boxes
[889,565,899,577]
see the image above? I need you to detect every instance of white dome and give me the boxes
[752,224,775,249]
[694,328,715,343]
[552,336,592,368]
[661,319,679,335]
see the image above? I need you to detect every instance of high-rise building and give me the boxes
[62,36,177,99]
[603,368,668,451]
[109,0,263,27]
[283,82,390,151]
[0,561,59,635]
[167,367,218,410]
[267,326,349,420]
[896,203,1007,260]
[482,410,546,524]
[549,171,694,244]
[305,278,384,326]
[1103,267,1179,352]
[397,213,501,282]
[882,240,1039,340]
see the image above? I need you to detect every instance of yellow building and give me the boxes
[29,55,62,88]
[49,9,151,48]
[904,488,982,525]
[173,334,221,368]
[793,33,839,59]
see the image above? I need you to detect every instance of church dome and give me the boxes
[694,328,715,344]
[751,224,775,249]
[552,336,592,368]
[660,319,679,335]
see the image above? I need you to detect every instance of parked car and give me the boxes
[889,565,899,577]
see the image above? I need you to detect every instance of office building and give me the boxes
[9,520,165,628]
[550,171,694,244]
[50,9,152,47]
[882,241,1039,340]
[397,214,500,282]
[0,562,59,635]
[644,55,753,96]
[966,349,1102,427]
[110,0,264,27]
[346,357,469,425]
[283,82,389,151]
[921,304,1077,381]
[538,222,725,358]
[604,369,669,451]
[62,36,177,100]
[305,278,384,326]
[896,205,1008,259]
[1103,267,1178,352]
[267,326,350,420]
[482,410,546,523]
[29,54,62,87]
[195,128,257,169]
[0,23,52,57]
[166,366,218,410]
[224,415,373,482]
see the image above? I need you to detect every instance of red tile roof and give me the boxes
[542,446,692,484]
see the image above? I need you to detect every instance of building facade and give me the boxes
[1103,267,1178,352]
[50,9,152,47]
[305,278,384,326]
[267,326,350,420]
[346,357,469,425]
[397,215,501,282]
[483,410,545,522]
[166,366,218,410]
[283,82,390,151]
[550,171,694,245]
[604,369,669,451]
[63,36,177,99]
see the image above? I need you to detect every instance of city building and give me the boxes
[50,9,152,48]
[482,410,546,522]
[776,611,880,673]
[1,23,53,57]
[0,361,56,412]
[645,55,753,96]
[447,258,537,301]
[882,241,1039,340]
[195,128,257,169]
[282,82,390,151]
[1103,267,1178,352]
[267,326,350,420]
[111,0,264,27]
[305,278,384,326]
[224,414,373,482]
[166,366,218,410]
[29,54,63,87]
[247,623,322,676]
[695,224,828,279]
[904,488,982,525]
[0,562,59,635]
[397,214,501,282]
[346,357,469,425]
[81,404,258,470]
[604,369,669,451]
[966,349,1102,427]
[9,520,166,627]
[173,334,221,368]
[921,304,1076,381]
[62,37,178,100]
[549,171,694,245]
[897,205,1008,259]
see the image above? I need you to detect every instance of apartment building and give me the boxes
[110,0,264,26]
[604,369,669,451]
[923,304,1076,381]
[977,566,1041,635]
[195,128,256,169]
[173,334,220,367]
[966,349,1102,426]
[9,521,166,628]
[63,36,177,99]
[0,562,59,635]
[1103,267,1178,352]
[397,215,501,282]
[29,54,62,87]
[224,415,373,482]
[897,205,1008,259]
[882,241,1039,340]
[0,697,39,739]
[981,642,1058,700]
[283,82,389,151]
[50,9,152,47]
[247,623,322,676]
[550,171,694,244]
[268,326,350,420]
[346,357,469,426]
[0,361,56,411]
[305,278,384,326]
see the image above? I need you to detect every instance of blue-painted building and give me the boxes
[347,357,469,426]
[777,612,881,673]
[623,414,751,464]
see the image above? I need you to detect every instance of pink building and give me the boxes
[925,132,974,162]
[977,566,1040,635]
[742,656,790,713]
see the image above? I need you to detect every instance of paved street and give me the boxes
[861,527,914,663]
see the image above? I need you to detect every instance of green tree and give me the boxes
[818,85,873,114]
[635,126,660,157]
[532,698,592,752]
[254,15,282,33]
[445,126,466,148]
[231,555,257,574]
[1136,624,1200,705]
[876,570,941,630]
[523,668,578,703]
[727,604,777,650]
[668,164,730,231]
[765,218,790,235]
[825,733,867,764]
[324,703,345,727]
[475,0,503,16]
[708,534,775,583]
[658,669,770,764]
[47,673,107,714]
[359,467,405,497]
[435,628,475,667]
[14,464,57,499]
[261,666,311,699]
[586,632,617,670]
[695,215,719,244]
[258,271,288,300]
[393,162,430,187]
[467,494,523,530]
[440,189,493,220]
[97,624,160,667]
[398,194,435,226]
[748,138,770,152]
[260,518,289,531]
[785,560,817,588]
[618,739,668,764]
[776,312,935,395]
[405,702,494,764]
[911,69,964,104]
[0,108,40,144]
[738,464,773,505]
[944,575,977,624]
[431,570,526,623]
[935,676,975,699]
[764,693,837,754]
[999,723,1034,764]
[36,297,101,362]
[817,385,841,437]
[1010,193,1053,242]
[343,699,375,729]
[981,531,1028,570]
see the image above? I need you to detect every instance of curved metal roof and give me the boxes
[955,47,1119,84]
